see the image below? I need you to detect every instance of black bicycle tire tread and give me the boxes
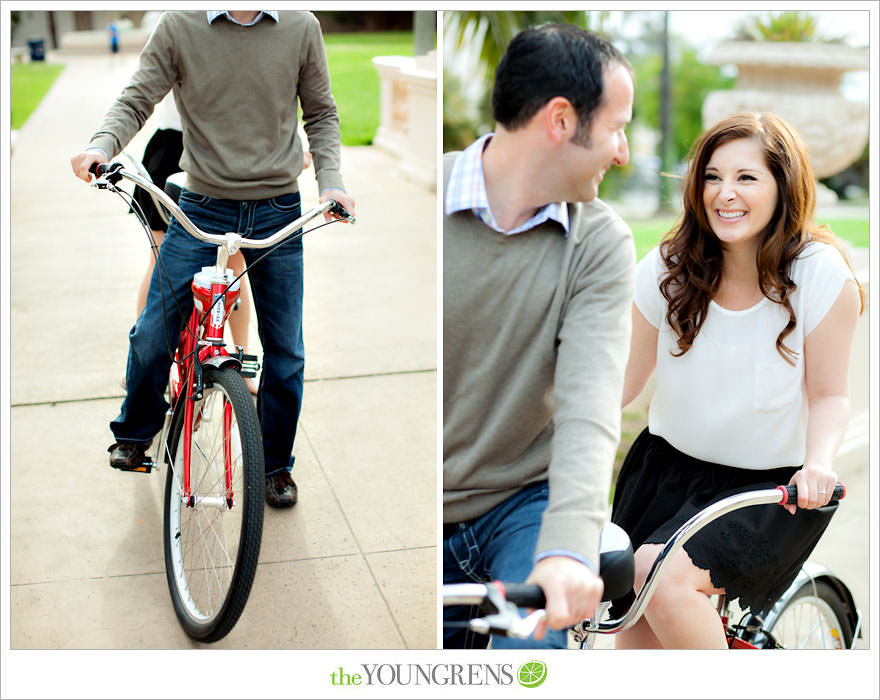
[764,580,855,649]
[163,365,264,643]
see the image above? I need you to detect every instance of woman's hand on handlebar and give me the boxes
[785,464,839,514]
[320,188,356,223]
[71,150,107,183]
[526,555,604,640]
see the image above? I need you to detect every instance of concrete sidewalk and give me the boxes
[7,52,437,649]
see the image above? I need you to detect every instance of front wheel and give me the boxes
[763,580,855,649]
[163,364,264,643]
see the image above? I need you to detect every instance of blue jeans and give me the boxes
[111,189,305,477]
[443,481,567,649]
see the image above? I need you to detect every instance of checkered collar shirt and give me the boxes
[207,11,279,26]
[445,133,569,236]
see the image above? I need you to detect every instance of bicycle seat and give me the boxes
[164,170,186,204]
[598,521,634,602]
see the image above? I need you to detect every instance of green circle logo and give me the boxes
[517,660,547,688]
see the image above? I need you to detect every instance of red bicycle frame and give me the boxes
[89,160,346,508]
[172,274,241,507]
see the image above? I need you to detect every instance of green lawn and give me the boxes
[323,31,414,146]
[10,62,65,129]
[11,32,411,144]
[629,215,868,260]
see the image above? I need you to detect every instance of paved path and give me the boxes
[7,52,437,652]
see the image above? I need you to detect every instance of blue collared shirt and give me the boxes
[445,133,569,236]
[206,10,279,26]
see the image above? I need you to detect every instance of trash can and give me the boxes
[27,39,46,61]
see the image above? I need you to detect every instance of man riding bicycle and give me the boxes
[71,10,355,508]
[443,24,635,648]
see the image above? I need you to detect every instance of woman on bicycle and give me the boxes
[611,112,863,648]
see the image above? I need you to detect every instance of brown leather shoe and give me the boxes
[108,441,153,473]
[265,471,298,507]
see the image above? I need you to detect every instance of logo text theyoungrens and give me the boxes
[330,664,515,686]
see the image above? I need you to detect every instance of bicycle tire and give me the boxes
[163,364,264,643]
[762,580,855,649]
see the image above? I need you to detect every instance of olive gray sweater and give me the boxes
[443,152,635,568]
[89,11,344,199]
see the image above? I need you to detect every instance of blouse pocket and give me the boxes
[753,359,803,412]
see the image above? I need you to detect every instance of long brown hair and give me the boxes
[659,112,863,364]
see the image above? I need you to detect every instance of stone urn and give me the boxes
[702,41,868,203]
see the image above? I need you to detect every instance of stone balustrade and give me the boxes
[372,51,437,190]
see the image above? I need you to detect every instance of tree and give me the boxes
[733,11,846,43]
[413,11,436,55]
[631,42,736,164]
[443,71,478,152]
[658,11,673,212]
[445,10,604,72]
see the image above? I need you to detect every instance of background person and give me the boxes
[108,16,120,55]
[443,23,636,649]
[611,111,863,649]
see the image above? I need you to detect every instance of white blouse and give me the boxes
[636,241,854,468]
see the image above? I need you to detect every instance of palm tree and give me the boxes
[733,11,844,43]
[445,10,605,74]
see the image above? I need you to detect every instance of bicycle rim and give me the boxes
[766,583,853,649]
[163,365,264,642]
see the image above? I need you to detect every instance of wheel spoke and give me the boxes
[768,587,849,650]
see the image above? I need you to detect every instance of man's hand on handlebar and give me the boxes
[526,555,604,640]
[320,188,356,223]
[71,150,108,183]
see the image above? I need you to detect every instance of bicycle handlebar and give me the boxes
[497,582,546,609]
[777,482,845,505]
[443,482,846,638]
[88,162,354,251]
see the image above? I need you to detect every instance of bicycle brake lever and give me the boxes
[89,161,125,189]
[469,606,547,639]
[90,174,111,190]
[512,609,547,638]
[329,199,356,224]
[463,580,551,639]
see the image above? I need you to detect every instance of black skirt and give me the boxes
[130,128,184,231]
[610,428,837,617]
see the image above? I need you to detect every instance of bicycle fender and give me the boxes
[200,355,242,372]
[756,562,862,641]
